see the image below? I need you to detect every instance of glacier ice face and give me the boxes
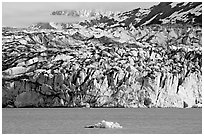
[2,2,202,108]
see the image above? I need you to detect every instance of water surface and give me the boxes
[2,108,202,134]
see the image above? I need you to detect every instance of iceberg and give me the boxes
[85,120,123,129]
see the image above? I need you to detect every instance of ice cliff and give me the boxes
[2,2,202,108]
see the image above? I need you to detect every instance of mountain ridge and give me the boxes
[51,9,120,18]
[50,2,202,28]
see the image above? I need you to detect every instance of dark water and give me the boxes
[2,108,202,134]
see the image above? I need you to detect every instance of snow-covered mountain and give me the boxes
[30,2,202,29]
[51,9,120,18]
[133,2,202,27]
[116,8,151,26]
[29,22,74,30]
[78,2,202,28]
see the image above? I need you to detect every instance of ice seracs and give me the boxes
[2,2,202,108]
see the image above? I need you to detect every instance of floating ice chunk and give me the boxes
[85,120,123,129]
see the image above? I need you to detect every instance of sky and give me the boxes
[2,2,159,28]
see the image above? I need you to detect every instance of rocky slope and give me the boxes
[78,2,202,28]
[134,2,202,27]
[2,2,202,108]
